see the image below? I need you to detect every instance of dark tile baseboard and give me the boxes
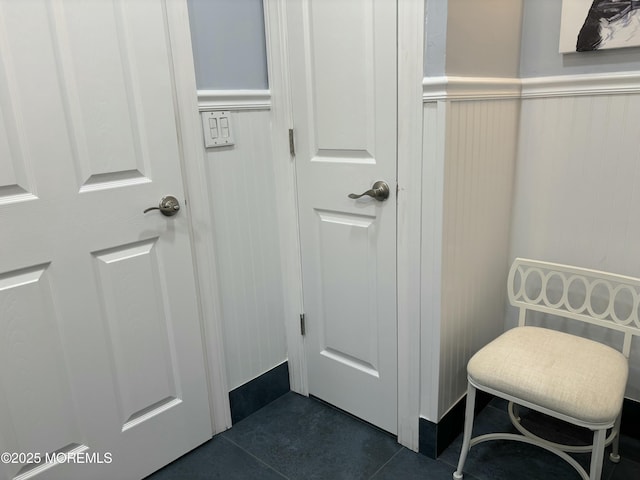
[418,391,494,459]
[419,394,640,459]
[229,361,290,424]
[622,398,640,441]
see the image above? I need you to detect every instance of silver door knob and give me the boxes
[144,195,180,216]
[348,181,390,201]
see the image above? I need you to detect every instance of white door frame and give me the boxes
[263,0,424,450]
[165,0,232,435]
[263,0,308,396]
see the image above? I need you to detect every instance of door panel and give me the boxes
[50,0,167,191]
[0,265,82,461]
[0,1,211,479]
[316,210,379,373]
[287,0,398,434]
[0,18,37,204]
[310,1,374,153]
[92,239,180,430]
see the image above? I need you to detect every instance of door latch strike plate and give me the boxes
[300,313,306,336]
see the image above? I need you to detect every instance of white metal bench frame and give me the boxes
[453,258,640,480]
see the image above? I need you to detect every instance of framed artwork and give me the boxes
[560,0,640,53]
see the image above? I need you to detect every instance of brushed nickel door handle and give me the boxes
[144,195,181,216]
[348,181,390,201]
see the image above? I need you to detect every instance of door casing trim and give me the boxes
[396,0,425,451]
[165,0,232,434]
[263,0,308,396]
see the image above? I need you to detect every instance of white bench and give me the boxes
[453,258,640,480]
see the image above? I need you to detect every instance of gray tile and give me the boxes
[487,397,510,411]
[440,402,617,480]
[146,391,637,480]
[614,430,640,463]
[608,457,640,480]
[419,404,511,468]
[223,392,402,480]
[443,436,588,480]
[517,408,593,447]
[371,448,479,480]
[144,436,285,480]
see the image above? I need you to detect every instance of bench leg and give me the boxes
[590,428,607,480]
[453,384,476,480]
[609,412,621,463]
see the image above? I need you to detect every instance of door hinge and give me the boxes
[289,128,295,157]
[300,313,306,336]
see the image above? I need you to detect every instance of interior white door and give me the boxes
[0,1,211,479]
[287,0,398,433]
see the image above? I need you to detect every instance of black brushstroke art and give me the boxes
[576,0,640,51]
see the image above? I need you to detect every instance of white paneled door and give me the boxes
[0,1,211,479]
[287,0,398,433]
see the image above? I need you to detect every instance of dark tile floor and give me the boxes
[147,392,640,480]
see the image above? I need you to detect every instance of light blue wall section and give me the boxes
[520,0,640,77]
[424,0,447,77]
[445,0,522,78]
[425,0,522,78]
[187,0,269,90]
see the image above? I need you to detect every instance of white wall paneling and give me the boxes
[197,98,288,391]
[420,96,520,421]
[511,90,640,402]
[438,98,519,419]
[420,72,640,422]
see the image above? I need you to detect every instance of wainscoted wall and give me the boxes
[511,79,640,402]
[421,73,640,426]
[194,76,640,445]
[420,91,520,423]
[197,92,287,391]
[438,98,520,419]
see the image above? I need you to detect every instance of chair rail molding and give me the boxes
[422,76,521,101]
[197,89,271,111]
[521,71,640,98]
[423,72,640,102]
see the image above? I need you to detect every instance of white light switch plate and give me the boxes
[201,111,235,148]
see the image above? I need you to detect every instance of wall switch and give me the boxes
[201,111,235,147]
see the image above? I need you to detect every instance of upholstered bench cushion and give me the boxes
[468,326,629,425]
